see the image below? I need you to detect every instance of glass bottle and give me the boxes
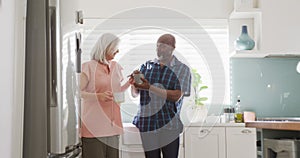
[229,107,235,123]
[234,99,244,123]
[235,25,255,50]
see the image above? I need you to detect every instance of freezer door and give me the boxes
[23,0,49,157]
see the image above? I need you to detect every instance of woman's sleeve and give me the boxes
[81,63,90,81]
[115,62,124,82]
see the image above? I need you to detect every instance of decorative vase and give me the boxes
[235,25,255,50]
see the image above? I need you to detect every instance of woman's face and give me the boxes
[106,49,119,61]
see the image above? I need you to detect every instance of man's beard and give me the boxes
[157,51,172,61]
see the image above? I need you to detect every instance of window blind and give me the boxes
[81,19,229,123]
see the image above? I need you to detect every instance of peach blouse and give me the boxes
[81,60,124,138]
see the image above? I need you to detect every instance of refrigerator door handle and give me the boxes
[75,32,82,130]
[48,6,58,107]
[75,32,82,73]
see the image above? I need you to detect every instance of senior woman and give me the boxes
[80,33,132,158]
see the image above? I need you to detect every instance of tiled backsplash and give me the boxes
[231,57,300,117]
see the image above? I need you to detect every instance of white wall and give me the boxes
[79,0,234,18]
[0,0,15,158]
[79,0,300,54]
[260,0,300,53]
[0,0,26,157]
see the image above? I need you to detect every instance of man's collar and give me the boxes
[152,58,160,64]
[152,56,180,67]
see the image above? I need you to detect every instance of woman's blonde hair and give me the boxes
[90,33,120,65]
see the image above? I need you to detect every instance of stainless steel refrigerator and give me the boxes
[23,0,82,157]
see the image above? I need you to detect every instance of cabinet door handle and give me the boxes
[241,129,252,134]
[198,129,209,138]
[200,129,209,133]
[198,129,210,138]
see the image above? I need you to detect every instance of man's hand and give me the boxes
[134,78,150,90]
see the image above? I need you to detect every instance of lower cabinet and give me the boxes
[184,126,256,158]
[185,127,226,158]
[120,125,144,158]
[121,145,145,158]
[226,127,257,158]
[121,124,256,158]
[121,145,184,158]
[120,124,184,158]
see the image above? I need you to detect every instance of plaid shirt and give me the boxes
[133,56,191,132]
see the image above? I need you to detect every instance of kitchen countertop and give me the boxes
[187,122,245,127]
[245,121,300,131]
[123,122,246,128]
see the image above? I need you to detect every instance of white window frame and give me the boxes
[81,19,229,123]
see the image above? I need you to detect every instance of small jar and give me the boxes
[223,108,231,123]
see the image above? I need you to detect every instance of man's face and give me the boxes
[156,42,173,61]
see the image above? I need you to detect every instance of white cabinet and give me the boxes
[121,146,145,158]
[185,127,226,158]
[120,123,184,158]
[120,135,184,158]
[229,9,262,53]
[230,0,300,56]
[230,50,266,58]
[122,124,256,158]
[226,127,257,158]
[185,126,256,158]
[119,124,144,158]
[229,0,262,57]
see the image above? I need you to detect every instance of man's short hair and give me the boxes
[157,34,176,48]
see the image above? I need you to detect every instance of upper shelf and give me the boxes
[230,8,262,19]
[229,8,262,53]
[230,50,300,58]
[230,50,265,58]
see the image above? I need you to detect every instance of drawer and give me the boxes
[226,127,256,135]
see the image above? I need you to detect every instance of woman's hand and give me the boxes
[127,70,140,85]
[97,91,113,102]
[128,75,134,85]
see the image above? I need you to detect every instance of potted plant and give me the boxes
[187,68,208,123]
[192,68,208,106]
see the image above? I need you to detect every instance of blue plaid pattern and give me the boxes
[167,57,191,114]
[133,56,191,132]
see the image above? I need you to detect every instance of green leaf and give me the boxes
[200,86,208,91]
[195,102,204,106]
[199,97,208,101]
[191,68,208,105]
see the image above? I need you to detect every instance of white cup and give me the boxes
[133,73,144,84]
[113,92,125,103]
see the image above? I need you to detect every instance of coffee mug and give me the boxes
[133,73,144,84]
[113,92,125,103]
